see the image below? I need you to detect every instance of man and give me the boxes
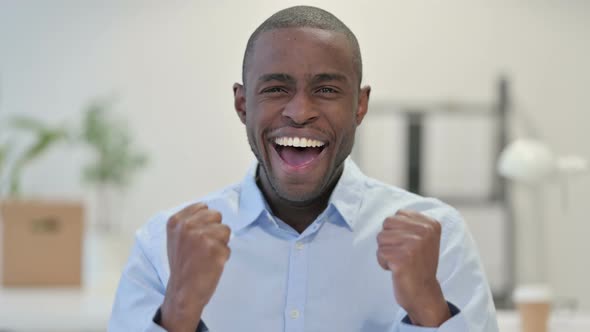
[109,5,498,332]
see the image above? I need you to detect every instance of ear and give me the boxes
[233,83,246,125]
[355,85,371,125]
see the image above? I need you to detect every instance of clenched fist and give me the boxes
[376,209,450,327]
[161,203,231,332]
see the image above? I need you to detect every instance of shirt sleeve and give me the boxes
[108,225,209,332]
[153,307,209,332]
[108,227,172,332]
[398,302,468,332]
[395,207,499,332]
[106,230,163,331]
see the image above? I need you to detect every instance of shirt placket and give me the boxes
[283,217,326,332]
[284,234,309,332]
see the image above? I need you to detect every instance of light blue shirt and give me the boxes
[109,159,498,332]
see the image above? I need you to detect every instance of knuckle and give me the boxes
[424,220,441,238]
[396,209,413,217]
[376,250,387,264]
[178,218,193,232]
[210,242,229,262]
[376,249,389,263]
[194,202,208,210]
[383,216,396,227]
[376,248,384,259]
[188,202,207,214]
[432,220,442,233]
[167,215,179,229]
[220,225,231,240]
[198,209,221,224]
[192,209,211,225]
[376,232,384,244]
[379,246,393,258]
[392,214,404,221]
[201,237,217,252]
[221,246,231,262]
[376,232,390,246]
[418,223,432,235]
[209,210,222,223]
[194,228,208,242]
[397,215,411,224]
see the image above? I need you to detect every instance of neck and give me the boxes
[257,166,343,233]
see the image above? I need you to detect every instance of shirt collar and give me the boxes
[234,161,267,232]
[328,158,366,230]
[234,157,366,232]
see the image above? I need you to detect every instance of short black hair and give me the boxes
[242,5,363,86]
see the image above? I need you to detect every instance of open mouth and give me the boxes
[272,137,327,169]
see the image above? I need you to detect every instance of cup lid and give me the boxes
[513,284,553,302]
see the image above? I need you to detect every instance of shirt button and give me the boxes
[290,309,300,319]
[295,242,304,250]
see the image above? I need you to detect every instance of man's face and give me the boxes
[234,27,370,204]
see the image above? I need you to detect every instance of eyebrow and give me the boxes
[256,72,349,86]
[310,73,348,84]
[257,73,296,85]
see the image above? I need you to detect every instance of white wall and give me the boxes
[1,0,589,309]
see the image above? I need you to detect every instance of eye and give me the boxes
[262,86,287,94]
[316,87,338,94]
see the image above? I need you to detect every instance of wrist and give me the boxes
[404,284,451,327]
[160,295,204,332]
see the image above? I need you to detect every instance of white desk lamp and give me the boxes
[497,138,588,305]
[498,139,588,184]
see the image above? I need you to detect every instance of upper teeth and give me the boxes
[274,137,325,148]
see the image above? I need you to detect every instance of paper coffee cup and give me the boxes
[513,284,552,332]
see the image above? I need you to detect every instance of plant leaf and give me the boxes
[8,116,70,196]
[80,99,148,188]
[0,143,8,177]
[9,116,47,131]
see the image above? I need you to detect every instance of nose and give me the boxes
[282,92,319,126]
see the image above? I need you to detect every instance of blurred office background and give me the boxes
[1,1,589,331]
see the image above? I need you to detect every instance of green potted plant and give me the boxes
[0,97,148,287]
[79,98,148,231]
[0,115,83,287]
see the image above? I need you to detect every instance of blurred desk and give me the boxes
[1,302,589,332]
[0,287,114,332]
[497,310,590,332]
[0,230,588,332]
[0,232,129,332]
